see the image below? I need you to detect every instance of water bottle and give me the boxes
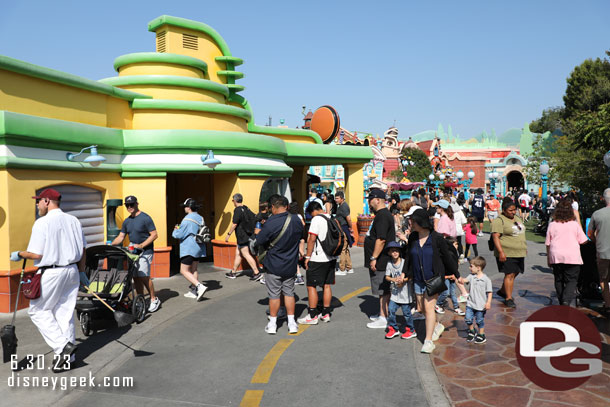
[255,221,262,229]
[106,240,112,246]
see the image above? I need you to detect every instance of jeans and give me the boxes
[387,300,414,331]
[464,306,486,329]
[552,263,580,306]
[457,236,464,256]
[465,243,478,258]
[437,279,458,309]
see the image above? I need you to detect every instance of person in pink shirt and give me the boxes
[432,200,456,237]
[546,199,589,306]
[463,216,479,258]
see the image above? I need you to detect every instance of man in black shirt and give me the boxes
[364,188,395,329]
[225,193,262,281]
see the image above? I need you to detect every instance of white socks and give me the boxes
[287,315,295,324]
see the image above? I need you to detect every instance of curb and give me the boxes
[413,339,451,407]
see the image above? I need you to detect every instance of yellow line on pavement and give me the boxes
[251,339,294,384]
[339,286,370,303]
[240,390,264,407]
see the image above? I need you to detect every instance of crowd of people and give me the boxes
[10,181,610,370]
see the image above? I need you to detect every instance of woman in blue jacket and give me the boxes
[172,198,207,301]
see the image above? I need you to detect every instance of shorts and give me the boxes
[180,255,198,266]
[237,244,249,249]
[136,253,153,277]
[414,280,426,295]
[496,257,525,275]
[474,215,484,223]
[465,306,486,328]
[487,211,498,220]
[521,206,530,213]
[369,267,390,296]
[597,258,610,281]
[265,272,295,299]
[307,260,336,287]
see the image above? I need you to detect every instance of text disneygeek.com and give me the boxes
[8,371,134,390]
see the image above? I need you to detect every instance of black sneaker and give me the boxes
[504,298,516,308]
[496,289,507,299]
[225,272,238,279]
[474,333,487,344]
[466,329,476,342]
[250,272,263,282]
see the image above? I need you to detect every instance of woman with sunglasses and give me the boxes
[491,198,527,308]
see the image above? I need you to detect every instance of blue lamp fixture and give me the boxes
[66,145,106,167]
[456,170,475,200]
[429,173,445,196]
[539,160,550,210]
[488,171,499,197]
[201,150,221,169]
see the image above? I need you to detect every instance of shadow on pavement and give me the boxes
[531,265,553,274]
[357,294,380,319]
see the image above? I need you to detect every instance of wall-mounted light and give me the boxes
[66,145,106,167]
[201,150,221,169]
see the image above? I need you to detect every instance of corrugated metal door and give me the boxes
[36,185,104,246]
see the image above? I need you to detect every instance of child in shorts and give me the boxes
[458,256,492,344]
[384,242,416,339]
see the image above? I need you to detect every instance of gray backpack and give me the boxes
[185,218,211,244]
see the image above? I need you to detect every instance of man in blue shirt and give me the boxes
[256,195,304,334]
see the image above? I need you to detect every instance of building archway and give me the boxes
[507,170,524,191]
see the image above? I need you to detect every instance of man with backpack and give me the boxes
[298,200,344,325]
[470,189,486,237]
[303,188,324,223]
[225,193,262,281]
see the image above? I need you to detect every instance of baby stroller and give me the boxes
[75,245,147,336]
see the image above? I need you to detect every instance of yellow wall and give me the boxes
[118,63,204,79]
[158,26,225,84]
[289,166,308,213]
[118,85,225,104]
[344,163,364,216]
[0,70,132,129]
[3,169,123,271]
[212,173,266,241]
[120,178,168,247]
[132,110,248,132]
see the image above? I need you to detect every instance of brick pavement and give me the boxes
[431,271,610,407]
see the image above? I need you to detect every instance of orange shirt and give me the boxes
[486,199,500,211]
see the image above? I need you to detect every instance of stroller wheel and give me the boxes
[80,312,93,336]
[132,294,146,323]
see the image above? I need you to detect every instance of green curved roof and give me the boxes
[148,15,232,56]
[227,84,245,92]
[99,75,229,98]
[113,52,208,73]
[131,99,252,121]
[217,70,244,79]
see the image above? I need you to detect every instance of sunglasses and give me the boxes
[514,222,522,231]
[125,203,136,208]
[35,199,41,204]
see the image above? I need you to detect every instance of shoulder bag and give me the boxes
[257,215,292,263]
[419,236,445,297]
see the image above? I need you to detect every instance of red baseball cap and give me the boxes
[32,188,61,201]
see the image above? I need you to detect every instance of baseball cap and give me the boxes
[405,205,423,218]
[431,199,450,209]
[124,195,138,205]
[32,188,61,201]
[367,188,386,200]
[180,198,198,208]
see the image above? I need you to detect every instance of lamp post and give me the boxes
[456,170,475,200]
[429,173,445,197]
[539,160,550,210]
[488,171,499,196]
[604,151,610,187]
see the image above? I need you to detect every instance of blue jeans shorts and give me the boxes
[464,306,486,329]
[414,280,426,295]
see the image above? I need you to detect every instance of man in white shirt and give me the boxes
[10,188,86,372]
[298,201,336,325]
[518,192,532,222]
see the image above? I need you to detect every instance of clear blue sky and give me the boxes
[2,1,609,139]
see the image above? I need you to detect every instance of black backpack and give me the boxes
[185,218,211,244]
[314,214,346,257]
[240,206,256,236]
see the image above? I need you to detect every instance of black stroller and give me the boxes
[75,245,147,336]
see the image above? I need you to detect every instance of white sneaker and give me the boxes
[148,297,161,313]
[367,318,387,329]
[196,284,207,301]
[369,314,380,321]
[435,305,445,314]
[265,323,277,334]
[184,291,196,298]
[319,313,331,323]
[412,312,425,320]
[454,308,466,316]
[288,322,299,334]
[477,232,484,237]
[259,276,266,285]
[421,340,436,353]
[335,270,347,276]
[347,269,355,274]
[432,322,445,341]
[297,314,319,325]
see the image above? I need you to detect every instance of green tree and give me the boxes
[529,107,563,134]
[400,147,432,183]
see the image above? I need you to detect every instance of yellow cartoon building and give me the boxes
[0,15,372,312]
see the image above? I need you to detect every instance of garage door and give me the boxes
[36,185,104,247]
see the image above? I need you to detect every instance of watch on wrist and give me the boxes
[370,256,377,261]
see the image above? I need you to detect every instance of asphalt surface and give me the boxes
[0,238,548,407]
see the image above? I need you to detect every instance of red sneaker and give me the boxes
[401,328,417,339]
[385,326,400,339]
